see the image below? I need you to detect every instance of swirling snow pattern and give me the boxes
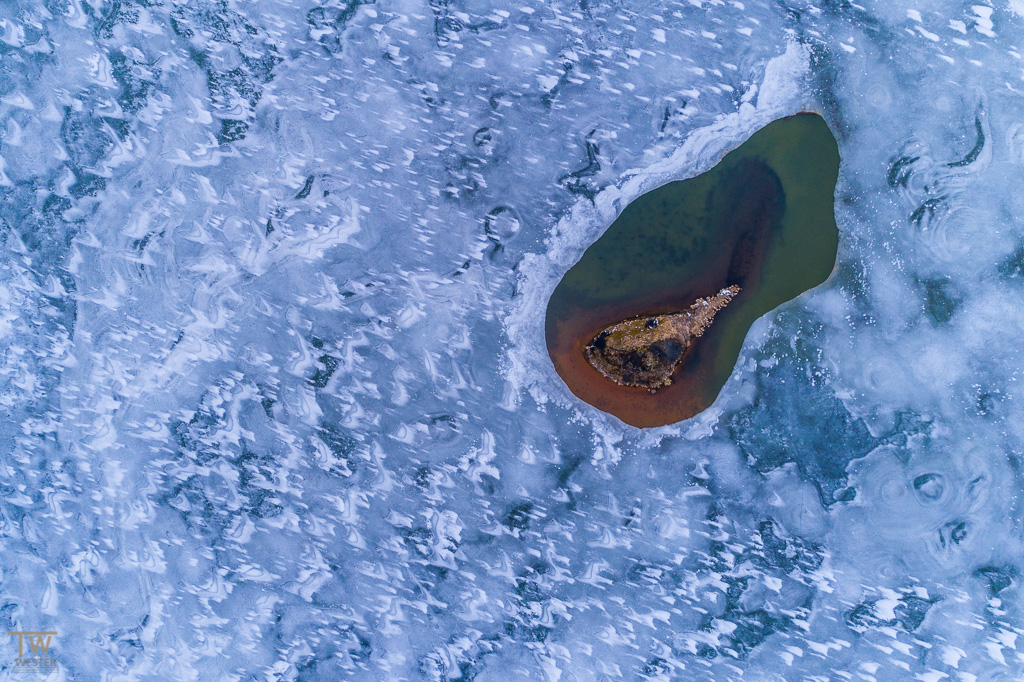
[0,0,1023,679]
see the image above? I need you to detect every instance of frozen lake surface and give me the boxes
[1,0,1024,679]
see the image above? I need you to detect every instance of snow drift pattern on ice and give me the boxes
[0,0,1022,679]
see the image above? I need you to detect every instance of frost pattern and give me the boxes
[1,0,1023,679]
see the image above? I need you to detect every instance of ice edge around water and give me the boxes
[502,41,814,441]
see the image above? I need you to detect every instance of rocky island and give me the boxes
[583,286,741,391]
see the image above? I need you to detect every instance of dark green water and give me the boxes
[546,113,840,427]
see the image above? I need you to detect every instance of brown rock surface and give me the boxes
[583,285,741,391]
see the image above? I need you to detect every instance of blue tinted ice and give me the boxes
[2,0,1024,678]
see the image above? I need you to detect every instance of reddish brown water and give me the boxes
[545,113,840,427]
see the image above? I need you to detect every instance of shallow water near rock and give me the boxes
[546,113,840,427]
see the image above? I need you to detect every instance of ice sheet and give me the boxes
[2,0,1024,679]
